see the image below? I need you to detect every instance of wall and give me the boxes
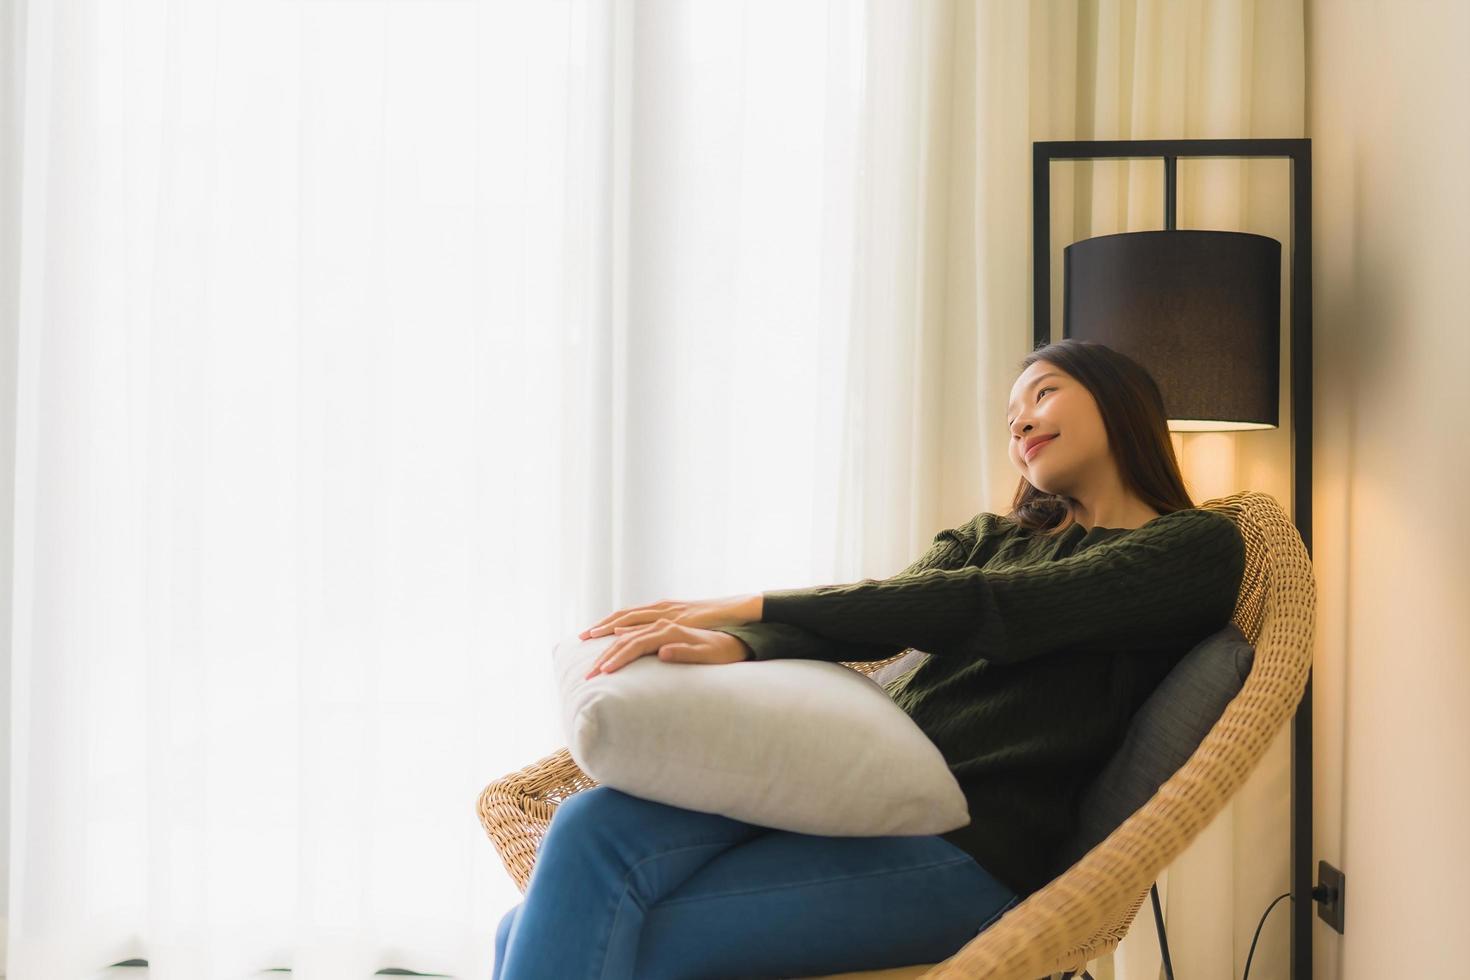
[1306,0,1470,976]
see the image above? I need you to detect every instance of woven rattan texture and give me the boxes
[475,490,1314,979]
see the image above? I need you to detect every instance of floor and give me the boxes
[77,965,1105,980]
[85,958,943,979]
[89,967,451,980]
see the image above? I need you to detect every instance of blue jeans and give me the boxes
[491,785,1020,980]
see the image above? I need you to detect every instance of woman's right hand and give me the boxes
[584,623,753,680]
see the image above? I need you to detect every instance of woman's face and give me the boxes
[1006,361,1111,496]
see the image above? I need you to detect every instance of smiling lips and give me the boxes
[1025,434,1058,460]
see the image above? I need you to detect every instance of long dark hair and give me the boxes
[1005,339,1196,536]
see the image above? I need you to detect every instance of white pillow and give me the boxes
[551,632,970,837]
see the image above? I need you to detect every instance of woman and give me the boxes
[493,339,1246,979]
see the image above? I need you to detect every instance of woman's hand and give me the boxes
[583,623,753,679]
[579,594,761,641]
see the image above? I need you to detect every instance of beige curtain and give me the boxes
[936,1,1306,977]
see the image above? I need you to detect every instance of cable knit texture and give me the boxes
[710,506,1245,899]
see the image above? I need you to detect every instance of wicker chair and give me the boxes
[476,489,1315,980]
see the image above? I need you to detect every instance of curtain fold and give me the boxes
[1,1,1302,978]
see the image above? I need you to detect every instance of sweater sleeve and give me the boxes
[750,508,1245,666]
[707,515,980,664]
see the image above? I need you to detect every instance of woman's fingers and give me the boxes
[579,615,624,640]
[580,626,746,680]
[585,622,676,679]
[585,628,641,677]
[580,610,630,640]
[580,602,669,639]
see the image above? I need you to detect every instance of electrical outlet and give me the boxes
[1315,860,1345,933]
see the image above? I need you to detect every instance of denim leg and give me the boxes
[492,903,520,980]
[631,828,1020,979]
[495,786,769,980]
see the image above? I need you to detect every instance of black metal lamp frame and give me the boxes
[1032,138,1313,980]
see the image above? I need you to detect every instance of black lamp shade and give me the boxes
[1063,229,1281,430]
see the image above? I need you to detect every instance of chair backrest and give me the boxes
[877,498,1271,871]
[927,489,1315,979]
[1049,621,1257,877]
[1047,491,1277,878]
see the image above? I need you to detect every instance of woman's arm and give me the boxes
[706,516,980,663]
[753,508,1245,666]
[708,620,908,664]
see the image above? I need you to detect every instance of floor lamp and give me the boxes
[1031,138,1317,980]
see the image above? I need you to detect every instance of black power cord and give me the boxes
[1240,890,1291,980]
[1142,881,1330,980]
[1240,884,1335,980]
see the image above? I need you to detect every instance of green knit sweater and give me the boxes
[710,506,1246,899]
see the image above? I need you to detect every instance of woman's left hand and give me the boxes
[579,593,761,641]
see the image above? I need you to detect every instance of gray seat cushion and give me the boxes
[1049,622,1256,876]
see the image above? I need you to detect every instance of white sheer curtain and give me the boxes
[0,1,1302,978]
[1,1,969,978]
